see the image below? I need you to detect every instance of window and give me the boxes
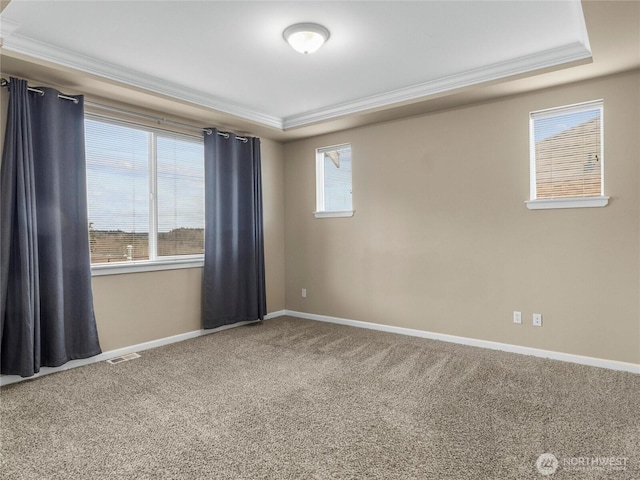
[315,143,353,218]
[527,100,608,209]
[85,116,204,273]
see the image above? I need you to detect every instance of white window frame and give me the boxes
[314,143,354,218]
[86,114,205,276]
[526,100,609,210]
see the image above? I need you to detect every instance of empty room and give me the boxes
[1,1,639,479]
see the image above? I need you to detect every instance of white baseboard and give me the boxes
[284,310,640,374]
[3,308,636,387]
[0,310,287,387]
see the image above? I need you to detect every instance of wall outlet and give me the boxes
[533,313,543,327]
[301,288,307,298]
[513,311,522,324]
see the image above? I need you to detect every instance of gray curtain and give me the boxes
[1,77,101,377]
[203,129,266,329]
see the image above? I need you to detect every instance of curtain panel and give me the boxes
[1,77,101,377]
[203,129,266,329]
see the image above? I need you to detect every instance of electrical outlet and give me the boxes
[301,288,307,298]
[513,311,522,324]
[533,313,542,327]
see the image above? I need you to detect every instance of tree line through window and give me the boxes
[85,117,204,264]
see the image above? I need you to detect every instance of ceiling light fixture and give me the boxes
[283,23,330,54]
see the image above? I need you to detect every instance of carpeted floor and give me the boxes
[1,316,638,479]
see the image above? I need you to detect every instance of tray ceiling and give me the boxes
[1,1,593,132]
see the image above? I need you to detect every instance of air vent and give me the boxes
[106,352,141,365]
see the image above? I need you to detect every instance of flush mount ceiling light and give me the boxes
[283,23,330,54]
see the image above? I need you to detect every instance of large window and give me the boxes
[315,143,353,218]
[85,116,204,270]
[527,100,608,209]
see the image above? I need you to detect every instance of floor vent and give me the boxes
[106,352,141,365]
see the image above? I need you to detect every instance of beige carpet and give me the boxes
[1,316,638,479]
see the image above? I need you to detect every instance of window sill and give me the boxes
[91,258,204,276]
[314,210,355,218]
[525,196,609,210]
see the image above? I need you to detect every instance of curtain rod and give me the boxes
[85,101,213,136]
[87,103,249,142]
[0,78,248,142]
[1,77,79,104]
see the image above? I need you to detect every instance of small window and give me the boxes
[85,116,204,272]
[527,100,608,209]
[315,143,353,218]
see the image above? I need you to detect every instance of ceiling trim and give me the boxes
[0,16,19,42]
[2,30,590,132]
[1,32,283,129]
[282,42,592,129]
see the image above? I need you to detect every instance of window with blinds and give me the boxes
[528,100,607,209]
[315,144,353,217]
[85,117,204,265]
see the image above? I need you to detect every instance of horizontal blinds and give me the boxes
[532,101,603,199]
[85,118,150,263]
[320,144,352,211]
[85,117,204,264]
[156,134,204,257]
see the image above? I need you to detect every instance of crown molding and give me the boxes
[2,31,590,131]
[0,17,20,46]
[1,33,283,129]
[282,41,592,129]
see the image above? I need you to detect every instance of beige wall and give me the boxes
[92,269,203,352]
[261,138,286,316]
[1,85,7,152]
[284,70,640,364]
[0,82,286,352]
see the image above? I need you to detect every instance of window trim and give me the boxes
[525,196,609,210]
[314,143,354,218]
[527,99,608,210]
[85,114,205,274]
[313,210,355,219]
[91,257,204,276]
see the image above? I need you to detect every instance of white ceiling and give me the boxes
[1,1,638,141]
[1,0,594,133]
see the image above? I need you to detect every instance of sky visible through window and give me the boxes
[85,119,204,233]
[534,108,600,143]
